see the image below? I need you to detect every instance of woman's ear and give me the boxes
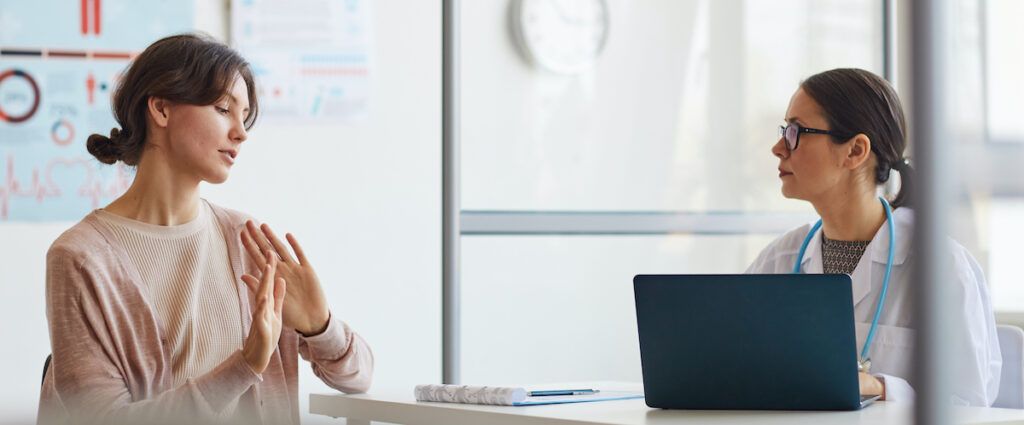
[844,133,872,170]
[147,96,171,128]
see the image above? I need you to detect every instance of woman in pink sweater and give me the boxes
[39,34,373,424]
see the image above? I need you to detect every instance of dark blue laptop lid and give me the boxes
[634,274,861,411]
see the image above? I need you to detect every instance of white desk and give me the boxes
[310,383,1024,425]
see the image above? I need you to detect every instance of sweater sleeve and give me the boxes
[297,312,375,393]
[43,247,261,424]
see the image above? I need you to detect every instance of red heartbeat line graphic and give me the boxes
[1,154,131,220]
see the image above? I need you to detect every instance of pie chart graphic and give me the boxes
[0,69,42,124]
[51,119,75,146]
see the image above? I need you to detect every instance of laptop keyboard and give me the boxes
[860,394,881,407]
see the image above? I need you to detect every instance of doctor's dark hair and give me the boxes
[86,33,259,166]
[800,68,913,208]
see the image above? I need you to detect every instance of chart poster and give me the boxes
[0,0,193,222]
[231,0,372,124]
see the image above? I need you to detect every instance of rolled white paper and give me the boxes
[414,384,527,405]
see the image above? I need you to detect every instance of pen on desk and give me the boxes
[528,389,600,397]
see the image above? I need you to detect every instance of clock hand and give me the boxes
[550,0,588,26]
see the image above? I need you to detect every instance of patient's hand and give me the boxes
[242,220,331,336]
[240,254,286,374]
[859,372,886,400]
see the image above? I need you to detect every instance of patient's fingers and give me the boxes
[241,225,268,269]
[261,224,296,264]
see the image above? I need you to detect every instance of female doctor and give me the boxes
[746,68,1001,405]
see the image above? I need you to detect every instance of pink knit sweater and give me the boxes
[38,202,373,424]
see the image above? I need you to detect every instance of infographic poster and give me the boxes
[231,0,372,124]
[0,0,193,221]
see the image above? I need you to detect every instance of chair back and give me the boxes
[42,354,51,388]
[995,325,1024,409]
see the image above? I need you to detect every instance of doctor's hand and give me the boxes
[241,220,331,336]
[859,372,886,400]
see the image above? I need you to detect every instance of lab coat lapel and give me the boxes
[871,207,912,266]
[799,225,824,274]
[849,244,875,307]
[852,207,908,307]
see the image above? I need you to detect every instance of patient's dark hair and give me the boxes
[801,68,913,208]
[87,33,258,166]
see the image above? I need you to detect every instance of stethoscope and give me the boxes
[793,196,896,374]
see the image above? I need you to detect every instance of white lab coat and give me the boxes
[745,207,1002,406]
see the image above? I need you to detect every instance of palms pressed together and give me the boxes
[241,220,331,336]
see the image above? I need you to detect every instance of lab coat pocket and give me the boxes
[855,322,915,377]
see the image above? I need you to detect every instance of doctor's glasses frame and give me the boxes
[779,123,854,152]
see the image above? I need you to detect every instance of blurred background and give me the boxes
[0,0,1021,423]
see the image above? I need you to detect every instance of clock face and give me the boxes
[513,0,610,74]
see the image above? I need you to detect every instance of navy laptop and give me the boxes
[633,274,879,411]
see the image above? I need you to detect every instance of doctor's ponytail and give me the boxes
[800,69,912,208]
[886,158,913,209]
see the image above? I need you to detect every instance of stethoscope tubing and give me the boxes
[792,196,896,370]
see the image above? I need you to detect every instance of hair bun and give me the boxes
[86,127,124,165]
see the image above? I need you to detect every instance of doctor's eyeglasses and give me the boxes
[778,123,852,151]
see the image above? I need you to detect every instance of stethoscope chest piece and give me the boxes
[858,358,871,374]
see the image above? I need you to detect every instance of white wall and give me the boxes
[457,0,880,387]
[0,223,69,422]
[460,0,880,213]
[0,0,440,422]
[460,234,776,386]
